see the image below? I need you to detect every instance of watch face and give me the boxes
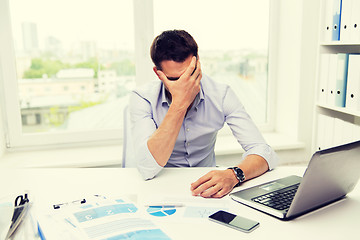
[234,167,245,181]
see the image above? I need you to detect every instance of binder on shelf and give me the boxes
[315,1,360,153]
[340,0,352,41]
[317,114,335,150]
[335,53,349,107]
[351,123,360,141]
[317,114,359,150]
[345,54,360,111]
[322,0,335,42]
[350,0,360,41]
[327,54,338,106]
[332,0,342,41]
[318,54,330,104]
[343,120,356,144]
[316,114,326,151]
[324,115,335,148]
[336,119,360,145]
[333,118,345,146]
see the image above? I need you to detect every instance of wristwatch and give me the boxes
[228,167,245,187]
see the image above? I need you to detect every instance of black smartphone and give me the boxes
[208,210,259,233]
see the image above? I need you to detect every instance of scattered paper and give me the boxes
[36,195,170,240]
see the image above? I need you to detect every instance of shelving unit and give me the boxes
[312,1,360,152]
[317,102,360,118]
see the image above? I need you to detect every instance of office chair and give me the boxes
[122,106,136,168]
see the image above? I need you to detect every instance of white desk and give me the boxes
[1,166,359,240]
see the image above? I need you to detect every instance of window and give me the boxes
[154,0,270,125]
[0,0,275,148]
[0,0,135,147]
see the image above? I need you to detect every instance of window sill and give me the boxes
[0,144,123,168]
[215,132,305,155]
[0,132,304,168]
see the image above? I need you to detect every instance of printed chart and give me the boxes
[147,206,177,217]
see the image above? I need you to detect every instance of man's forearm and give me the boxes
[237,154,269,181]
[147,104,187,167]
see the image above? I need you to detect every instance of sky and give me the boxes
[153,0,270,51]
[9,0,269,52]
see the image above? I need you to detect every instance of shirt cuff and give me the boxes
[136,141,164,180]
[242,144,279,170]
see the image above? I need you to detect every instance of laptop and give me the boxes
[230,140,360,220]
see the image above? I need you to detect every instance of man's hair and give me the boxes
[150,30,198,70]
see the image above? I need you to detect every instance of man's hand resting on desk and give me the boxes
[190,155,269,198]
[190,169,238,198]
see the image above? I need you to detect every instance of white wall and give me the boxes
[273,0,320,163]
[134,0,155,86]
[0,1,7,158]
[297,0,320,158]
[0,108,5,158]
[275,0,303,138]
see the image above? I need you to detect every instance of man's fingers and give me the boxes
[200,184,222,198]
[191,174,210,190]
[182,56,197,78]
[191,170,222,196]
[194,60,202,83]
[157,70,174,89]
[191,170,236,198]
[156,70,168,82]
[190,174,214,195]
[211,188,230,199]
[192,181,216,197]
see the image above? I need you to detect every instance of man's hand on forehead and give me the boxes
[166,56,198,81]
[155,56,202,111]
[181,56,198,79]
[191,56,198,76]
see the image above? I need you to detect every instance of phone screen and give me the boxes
[209,210,259,233]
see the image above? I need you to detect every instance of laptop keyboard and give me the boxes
[251,183,300,211]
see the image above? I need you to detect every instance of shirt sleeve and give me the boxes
[222,86,278,170]
[129,91,163,180]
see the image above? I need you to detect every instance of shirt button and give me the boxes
[186,128,190,132]
[186,142,190,146]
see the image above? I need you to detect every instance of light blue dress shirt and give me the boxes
[129,74,278,180]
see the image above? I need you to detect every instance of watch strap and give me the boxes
[228,167,245,187]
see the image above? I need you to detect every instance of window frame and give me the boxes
[0,0,277,149]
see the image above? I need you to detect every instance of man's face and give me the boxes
[159,55,194,81]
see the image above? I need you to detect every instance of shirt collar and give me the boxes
[161,83,171,106]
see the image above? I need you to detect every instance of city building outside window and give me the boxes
[0,0,273,148]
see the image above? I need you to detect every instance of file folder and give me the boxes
[340,0,352,41]
[318,54,330,104]
[351,123,360,141]
[334,119,359,146]
[345,54,360,111]
[350,0,360,41]
[324,115,335,148]
[327,54,338,106]
[317,114,335,150]
[316,114,326,151]
[322,0,335,42]
[335,53,349,107]
[343,120,358,144]
[333,118,345,146]
[332,0,342,41]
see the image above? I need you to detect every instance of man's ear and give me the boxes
[153,67,160,79]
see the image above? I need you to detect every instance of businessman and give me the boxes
[129,30,278,198]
